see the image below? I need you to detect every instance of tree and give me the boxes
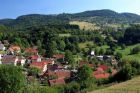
[115,52,123,60]
[46,41,57,58]
[0,65,26,93]
[131,46,140,54]
[112,63,133,81]
[64,81,80,93]
[99,48,105,55]
[65,50,75,67]
[28,67,41,76]
[95,48,99,55]
[77,65,93,81]
[77,65,95,88]
[121,44,126,50]
[59,40,66,51]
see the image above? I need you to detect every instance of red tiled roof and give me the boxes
[45,70,71,79]
[94,73,110,79]
[55,70,71,79]
[25,48,38,53]
[41,59,54,64]
[30,62,46,70]
[53,54,64,59]
[49,78,65,86]
[99,65,109,71]
[79,61,94,68]
[9,45,20,51]
[30,55,39,60]
[93,68,104,75]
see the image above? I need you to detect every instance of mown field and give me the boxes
[70,21,100,31]
[115,43,140,62]
[89,76,140,93]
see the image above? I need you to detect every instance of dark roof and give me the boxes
[49,78,65,86]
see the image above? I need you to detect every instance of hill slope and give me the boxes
[0,9,140,31]
[89,76,140,93]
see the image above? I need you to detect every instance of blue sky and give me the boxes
[0,0,140,19]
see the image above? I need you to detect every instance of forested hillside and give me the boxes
[1,9,140,31]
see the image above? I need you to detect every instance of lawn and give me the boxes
[78,41,94,49]
[115,43,140,62]
[59,33,71,37]
[70,21,100,31]
[89,76,140,93]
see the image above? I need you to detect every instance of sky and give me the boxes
[0,0,140,19]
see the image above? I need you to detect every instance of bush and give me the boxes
[0,65,26,93]
[131,46,140,54]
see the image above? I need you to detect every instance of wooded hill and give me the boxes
[1,9,140,31]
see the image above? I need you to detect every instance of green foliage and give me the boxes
[115,52,123,60]
[28,67,41,76]
[77,65,93,81]
[131,45,140,54]
[65,50,75,67]
[64,81,80,93]
[0,65,26,93]
[122,25,140,44]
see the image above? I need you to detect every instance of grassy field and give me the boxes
[70,21,100,31]
[89,76,140,93]
[59,33,71,37]
[78,41,94,49]
[91,43,140,62]
[115,43,140,62]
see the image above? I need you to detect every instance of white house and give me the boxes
[17,56,26,66]
[91,51,95,56]
[0,44,6,51]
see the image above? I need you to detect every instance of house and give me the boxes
[2,55,18,66]
[30,62,47,72]
[0,44,6,51]
[43,69,71,79]
[96,55,112,61]
[30,59,55,73]
[25,48,38,55]
[3,40,9,46]
[49,78,65,86]
[8,45,21,54]
[90,51,95,56]
[93,67,104,75]
[93,73,110,79]
[47,64,64,71]
[96,56,103,61]
[79,61,94,68]
[0,54,2,64]
[17,56,26,66]
[30,55,41,62]
[99,65,109,71]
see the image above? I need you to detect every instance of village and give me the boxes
[0,40,118,86]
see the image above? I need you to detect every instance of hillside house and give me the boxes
[8,45,21,54]
[30,59,55,73]
[79,61,94,68]
[90,51,95,56]
[25,48,38,55]
[1,55,18,66]
[1,55,26,66]
[0,44,6,51]
[49,78,65,86]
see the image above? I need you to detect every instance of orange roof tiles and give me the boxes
[94,73,110,79]
[9,45,21,51]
